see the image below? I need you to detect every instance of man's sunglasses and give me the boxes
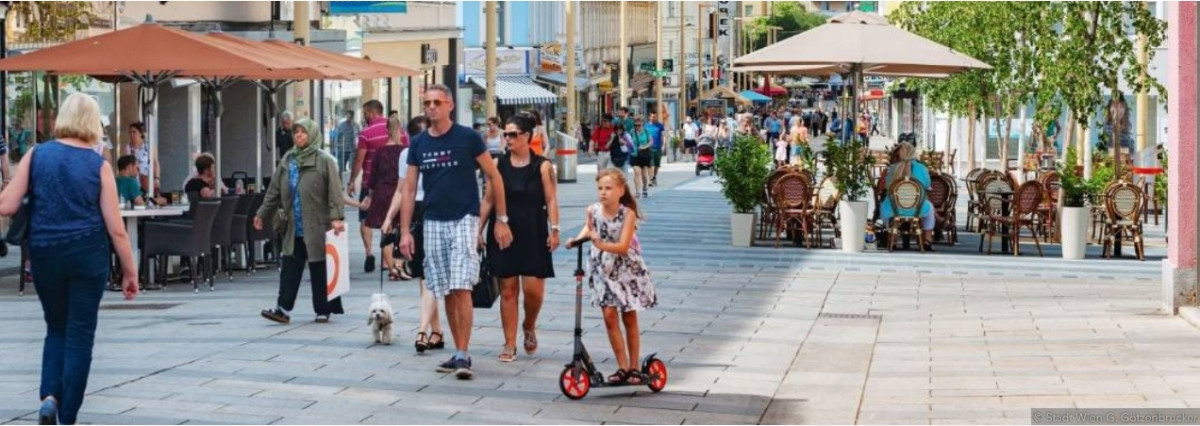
[422,99,445,108]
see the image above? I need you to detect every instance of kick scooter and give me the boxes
[559,236,667,400]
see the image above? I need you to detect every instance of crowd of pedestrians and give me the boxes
[9,87,667,422]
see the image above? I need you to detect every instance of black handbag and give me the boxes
[5,148,33,246]
[4,194,29,246]
[472,248,500,309]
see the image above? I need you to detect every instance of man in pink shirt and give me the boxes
[347,99,389,272]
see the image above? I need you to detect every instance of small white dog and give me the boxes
[367,293,394,345]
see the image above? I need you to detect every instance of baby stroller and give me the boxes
[695,136,717,176]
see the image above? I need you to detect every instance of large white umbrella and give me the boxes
[733,10,990,120]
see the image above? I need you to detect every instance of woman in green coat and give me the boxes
[255,118,347,324]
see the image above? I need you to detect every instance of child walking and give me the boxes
[571,168,657,385]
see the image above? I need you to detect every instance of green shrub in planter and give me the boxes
[1058,145,1091,207]
[821,138,874,202]
[715,134,772,214]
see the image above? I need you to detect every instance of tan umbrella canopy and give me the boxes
[733,10,990,125]
[0,21,284,79]
[732,10,991,77]
[262,40,420,79]
[690,86,753,106]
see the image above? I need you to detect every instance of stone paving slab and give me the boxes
[0,163,1189,424]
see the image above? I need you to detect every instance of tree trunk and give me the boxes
[945,113,953,175]
[967,102,977,171]
[993,99,1004,172]
[1063,109,1075,160]
[1003,113,1013,176]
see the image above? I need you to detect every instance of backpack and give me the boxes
[609,133,629,167]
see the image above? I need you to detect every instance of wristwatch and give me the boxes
[498,215,509,224]
[550,224,560,233]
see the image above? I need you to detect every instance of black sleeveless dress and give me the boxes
[486,153,555,279]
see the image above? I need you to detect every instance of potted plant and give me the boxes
[669,135,683,163]
[1058,146,1091,260]
[715,134,772,247]
[822,138,875,252]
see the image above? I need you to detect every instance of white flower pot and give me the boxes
[1061,207,1089,260]
[730,212,755,247]
[838,200,868,253]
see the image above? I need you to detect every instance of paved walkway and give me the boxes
[0,162,1188,425]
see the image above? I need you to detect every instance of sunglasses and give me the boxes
[422,99,445,108]
[503,131,524,139]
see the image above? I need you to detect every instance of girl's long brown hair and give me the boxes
[596,168,641,219]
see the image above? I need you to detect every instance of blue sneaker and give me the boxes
[454,357,474,380]
[38,398,56,425]
[436,357,457,373]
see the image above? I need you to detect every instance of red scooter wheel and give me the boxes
[646,358,668,392]
[559,365,590,400]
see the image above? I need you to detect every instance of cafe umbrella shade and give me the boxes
[732,10,990,119]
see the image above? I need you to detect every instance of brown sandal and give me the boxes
[606,369,627,385]
[523,327,538,355]
[414,332,428,354]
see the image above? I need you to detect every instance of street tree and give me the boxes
[745,2,826,52]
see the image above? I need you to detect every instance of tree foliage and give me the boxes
[746,2,827,52]
[888,1,1167,168]
[10,1,95,43]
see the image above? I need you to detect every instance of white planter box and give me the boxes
[1061,207,1089,260]
[730,212,755,247]
[838,200,868,253]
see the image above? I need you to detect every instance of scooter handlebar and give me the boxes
[567,236,591,249]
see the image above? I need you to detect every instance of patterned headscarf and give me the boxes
[290,118,324,166]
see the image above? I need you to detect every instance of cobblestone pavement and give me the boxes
[0,162,1185,425]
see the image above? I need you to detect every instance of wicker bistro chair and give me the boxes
[228,194,255,273]
[984,181,1045,257]
[812,176,841,248]
[1037,172,1061,239]
[976,176,1013,252]
[885,177,928,252]
[1101,181,1147,260]
[772,173,818,249]
[928,173,958,245]
[963,168,988,232]
[143,200,220,292]
[759,168,797,241]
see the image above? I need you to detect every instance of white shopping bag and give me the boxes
[325,229,350,301]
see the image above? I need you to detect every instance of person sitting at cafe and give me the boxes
[878,143,936,251]
[185,153,221,199]
[116,155,145,206]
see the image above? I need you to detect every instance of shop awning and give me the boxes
[534,72,591,91]
[740,90,772,104]
[469,75,559,105]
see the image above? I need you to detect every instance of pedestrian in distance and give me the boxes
[568,168,657,386]
[363,117,408,280]
[257,118,347,325]
[480,113,561,362]
[348,100,389,274]
[396,85,512,379]
[0,92,140,425]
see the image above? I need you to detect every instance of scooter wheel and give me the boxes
[559,365,590,400]
[646,358,668,393]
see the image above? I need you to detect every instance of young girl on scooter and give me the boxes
[571,168,658,385]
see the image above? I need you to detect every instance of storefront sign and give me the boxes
[716,1,732,37]
[463,48,531,76]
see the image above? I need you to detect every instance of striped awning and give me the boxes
[468,75,559,106]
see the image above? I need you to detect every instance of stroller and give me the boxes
[695,136,717,176]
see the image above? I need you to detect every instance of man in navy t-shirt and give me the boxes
[396,84,512,380]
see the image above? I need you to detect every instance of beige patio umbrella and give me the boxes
[732,10,990,118]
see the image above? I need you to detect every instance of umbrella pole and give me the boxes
[256,88,263,192]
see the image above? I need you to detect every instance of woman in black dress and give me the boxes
[479,114,560,362]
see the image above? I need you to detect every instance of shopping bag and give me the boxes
[324,228,350,301]
[472,248,500,309]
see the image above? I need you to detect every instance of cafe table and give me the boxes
[121,206,185,288]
